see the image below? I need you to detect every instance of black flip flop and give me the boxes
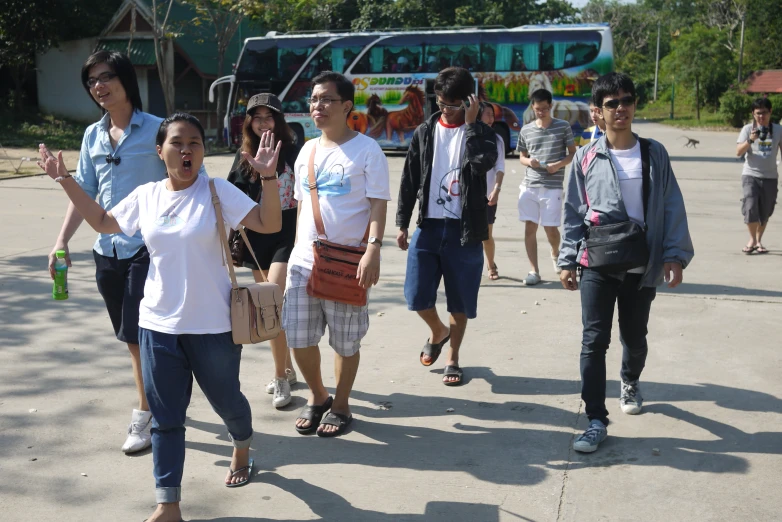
[316,412,353,438]
[225,458,254,488]
[756,246,769,254]
[443,365,464,386]
[742,245,757,254]
[295,396,333,435]
[420,332,451,366]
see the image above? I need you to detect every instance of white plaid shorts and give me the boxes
[282,265,370,357]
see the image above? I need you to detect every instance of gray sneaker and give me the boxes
[573,419,608,453]
[272,378,292,409]
[620,380,643,415]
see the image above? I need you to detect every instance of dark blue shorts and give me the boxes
[93,246,149,344]
[404,219,484,319]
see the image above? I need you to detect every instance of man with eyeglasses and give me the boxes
[42,50,187,455]
[558,72,694,453]
[285,71,390,437]
[736,98,781,254]
[396,67,498,386]
[516,88,577,286]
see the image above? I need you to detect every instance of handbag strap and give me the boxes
[209,178,269,284]
[307,144,371,243]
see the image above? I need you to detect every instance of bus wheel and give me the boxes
[291,124,305,146]
[493,123,511,157]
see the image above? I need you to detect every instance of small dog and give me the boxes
[681,136,700,148]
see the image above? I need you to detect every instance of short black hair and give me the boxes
[156,112,205,147]
[434,67,474,101]
[529,89,552,105]
[591,72,636,108]
[81,50,143,113]
[752,98,772,112]
[311,71,355,112]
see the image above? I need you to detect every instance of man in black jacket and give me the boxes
[396,67,498,386]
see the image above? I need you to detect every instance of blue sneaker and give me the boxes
[573,419,607,453]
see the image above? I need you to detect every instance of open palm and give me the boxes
[241,130,282,178]
[37,143,68,180]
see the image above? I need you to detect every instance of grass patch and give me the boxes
[637,100,737,131]
[0,108,85,150]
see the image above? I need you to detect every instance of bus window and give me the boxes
[301,36,376,78]
[415,33,481,72]
[352,35,424,74]
[236,40,278,79]
[480,32,540,72]
[540,31,601,70]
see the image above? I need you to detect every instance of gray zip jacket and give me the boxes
[558,134,694,287]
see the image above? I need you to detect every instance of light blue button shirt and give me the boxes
[75,110,167,259]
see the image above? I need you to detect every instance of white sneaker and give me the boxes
[552,256,562,274]
[524,271,542,285]
[272,378,292,409]
[265,368,297,394]
[121,409,153,454]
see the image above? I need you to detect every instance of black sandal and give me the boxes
[443,365,464,386]
[420,332,450,366]
[295,396,333,435]
[316,412,353,438]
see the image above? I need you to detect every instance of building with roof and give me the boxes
[744,70,782,94]
[36,0,261,136]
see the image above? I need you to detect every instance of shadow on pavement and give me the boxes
[658,282,782,299]
[190,474,503,522]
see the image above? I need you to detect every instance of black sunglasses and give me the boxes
[601,96,635,110]
[105,154,121,166]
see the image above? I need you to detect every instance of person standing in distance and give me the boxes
[735,98,781,254]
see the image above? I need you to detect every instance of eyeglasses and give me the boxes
[309,97,343,107]
[105,154,121,166]
[86,72,118,89]
[436,101,463,112]
[601,96,635,111]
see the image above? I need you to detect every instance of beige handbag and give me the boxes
[209,179,283,345]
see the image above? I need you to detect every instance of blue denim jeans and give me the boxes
[404,218,484,319]
[579,270,656,425]
[139,328,253,504]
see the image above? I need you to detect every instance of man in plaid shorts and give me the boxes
[283,71,391,437]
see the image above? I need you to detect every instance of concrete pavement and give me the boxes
[0,122,780,521]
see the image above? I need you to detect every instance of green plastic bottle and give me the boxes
[53,250,69,300]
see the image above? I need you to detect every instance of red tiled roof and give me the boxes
[745,70,782,93]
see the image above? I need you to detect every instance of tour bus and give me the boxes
[210,24,614,153]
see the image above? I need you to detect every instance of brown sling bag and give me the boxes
[305,146,370,306]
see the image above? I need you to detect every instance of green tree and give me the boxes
[661,24,734,118]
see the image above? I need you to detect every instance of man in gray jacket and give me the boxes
[558,72,694,453]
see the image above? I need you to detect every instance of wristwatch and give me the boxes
[368,236,382,247]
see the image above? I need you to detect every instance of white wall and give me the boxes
[36,38,102,123]
[137,68,149,112]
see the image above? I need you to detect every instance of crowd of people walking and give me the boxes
[59,46,782,520]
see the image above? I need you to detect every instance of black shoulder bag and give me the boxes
[584,138,651,273]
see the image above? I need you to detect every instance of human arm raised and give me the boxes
[238,130,283,234]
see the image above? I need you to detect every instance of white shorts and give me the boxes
[517,186,563,227]
[282,265,369,357]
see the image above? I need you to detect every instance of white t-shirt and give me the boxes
[426,119,466,219]
[289,133,391,270]
[111,174,257,334]
[486,135,506,198]
[609,141,644,226]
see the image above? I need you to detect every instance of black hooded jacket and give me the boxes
[396,112,498,245]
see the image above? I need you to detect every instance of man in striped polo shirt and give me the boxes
[516,88,577,285]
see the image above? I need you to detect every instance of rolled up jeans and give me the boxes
[140,328,253,504]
